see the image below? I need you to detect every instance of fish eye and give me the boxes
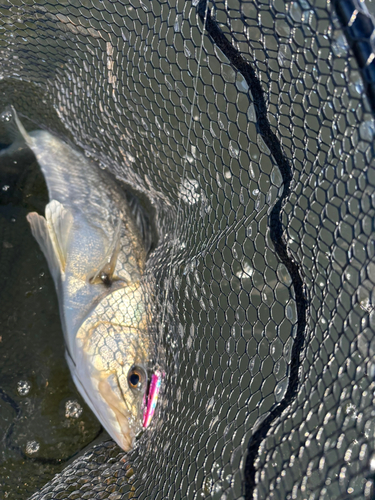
[128,366,146,390]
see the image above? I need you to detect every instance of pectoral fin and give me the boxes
[45,200,73,271]
[27,200,73,281]
[90,219,121,286]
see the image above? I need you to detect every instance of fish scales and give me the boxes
[1,106,156,451]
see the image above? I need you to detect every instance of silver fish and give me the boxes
[1,106,152,451]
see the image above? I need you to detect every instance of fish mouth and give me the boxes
[105,400,134,451]
[66,355,136,451]
[142,370,162,428]
[67,351,161,448]
[97,377,139,451]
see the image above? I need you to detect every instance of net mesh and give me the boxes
[0,0,375,498]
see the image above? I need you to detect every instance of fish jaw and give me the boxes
[66,352,136,451]
[98,364,149,449]
[97,373,142,451]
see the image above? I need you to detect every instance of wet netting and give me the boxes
[0,0,375,498]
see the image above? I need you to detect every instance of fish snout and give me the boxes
[97,369,146,450]
[111,408,137,452]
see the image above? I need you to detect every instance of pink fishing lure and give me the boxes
[143,371,162,428]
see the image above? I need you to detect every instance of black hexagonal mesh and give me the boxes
[0,0,375,498]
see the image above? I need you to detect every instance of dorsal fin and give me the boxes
[89,219,121,286]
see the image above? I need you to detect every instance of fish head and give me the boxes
[97,360,148,451]
[70,322,150,451]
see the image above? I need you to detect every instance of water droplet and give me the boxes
[125,151,135,163]
[278,44,292,68]
[345,402,357,416]
[221,264,227,278]
[286,301,297,323]
[275,19,291,37]
[360,119,375,142]
[332,32,349,57]
[349,70,364,96]
[65,400,83,418]
[218,112,227,130]
[275,377,288,402]
[179,178,201,205]
[184,43,191,58]
[17,380,30,396]
[174,14,182,32]
[364,480,373,498]
[271,166,283,188]
[225,474,233,485]
[221,64,236,83]
[236,261,254,279]
[236,74,249,92]
[289,1,302,22]
[140,0,148,11]
[284,337,293,361]
[229,141,239,158]
[274,360,281,376]
[203,130,212,146]
[368,363,375,380]
[26,441,40,455]
[277,264,292,286]
[247,103,256,122]
[257,135,270,154]
[0,110,12,123]
[212,481,222,493]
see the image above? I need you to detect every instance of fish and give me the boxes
[0,106,160,451]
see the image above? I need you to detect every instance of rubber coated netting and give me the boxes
[0,0,375,498]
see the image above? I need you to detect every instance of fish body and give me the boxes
[1,106,151,451]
